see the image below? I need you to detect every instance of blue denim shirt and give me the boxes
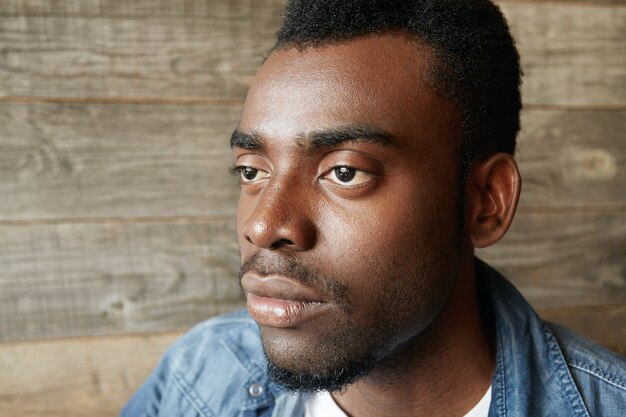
[121,260,626,416]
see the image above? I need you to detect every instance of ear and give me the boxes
[465,153,521,248]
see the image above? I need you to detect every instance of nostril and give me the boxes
[245,235,253,244]
[270,238,295,250]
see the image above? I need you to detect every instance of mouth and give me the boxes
[241,272,329,328]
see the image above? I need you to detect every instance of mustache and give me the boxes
[239,252,348,306]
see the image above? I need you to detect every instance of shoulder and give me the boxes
[477,259,626,416]
[121,309,271,417]
[546,322,626,415]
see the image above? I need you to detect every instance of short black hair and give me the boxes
[274,0,522,165]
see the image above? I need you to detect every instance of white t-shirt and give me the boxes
[303,386,492,417]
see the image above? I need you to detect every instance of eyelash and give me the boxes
[229,164,377,188]
[229,164,271,185]
[326,165,377,186]
[229,164,364,174]
[227,164,239,176]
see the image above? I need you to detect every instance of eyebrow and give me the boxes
[230,124,396,150]
[307,125,396,149]
[230,130,264,150]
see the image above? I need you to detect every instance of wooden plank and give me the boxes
[0,219,244,342]
[479,211,626,355]
[516,109,626,209]
[1,104,623,221]
[0,332,180,417]
[0,2,624,106]
[500,2,626,106]
[0,1,283,100]
[477,212,626,308]
[0,0,287,18]
[0,102,241,220]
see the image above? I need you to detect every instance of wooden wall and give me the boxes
[0,0,624,416]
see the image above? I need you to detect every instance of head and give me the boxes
[232,0,522,393]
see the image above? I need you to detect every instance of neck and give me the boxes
[332,254,494,417]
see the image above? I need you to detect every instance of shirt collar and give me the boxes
[478,259,589,417]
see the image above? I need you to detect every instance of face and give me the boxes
[233,34,466,391]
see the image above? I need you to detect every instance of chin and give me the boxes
[259,321,382,392]
[265,348,377,393]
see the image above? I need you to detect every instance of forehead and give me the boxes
[239,33,459,152]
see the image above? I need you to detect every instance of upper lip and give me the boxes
[241,272,326,303]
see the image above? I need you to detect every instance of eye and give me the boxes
[233,166,270,183]
[323,166,373,187]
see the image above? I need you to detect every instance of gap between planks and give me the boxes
[0,206,626,227]
[2,95,625,111]
[0,215,236,226]
[0,206,624,227]
[0,95,244,106]
[0,328,183,348]
[0,0,623,18]
[516,206,626,215]
[497,0,626,8]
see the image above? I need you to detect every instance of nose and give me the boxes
[240,182,317,251]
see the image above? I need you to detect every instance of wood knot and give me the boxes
[561,147,617,181]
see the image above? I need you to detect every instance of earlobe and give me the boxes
[466,153,521,249]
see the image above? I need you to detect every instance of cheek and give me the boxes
[318,183,437,264]
[316,177,461,301]
[315,193,426,296]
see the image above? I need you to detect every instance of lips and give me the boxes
[241,272,329,328]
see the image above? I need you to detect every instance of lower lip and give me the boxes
[246,293,326,328]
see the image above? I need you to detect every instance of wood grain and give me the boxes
[1,2,624,106]
[0,219,244,342]
[0,0,287,18]
[478,212,626,308]
[516,109,626,209]
[0,0,283,100]
[0,332,180,417]
[537,304,626,355]
[0,102,241,220]
[500,2,626,106]
[500,0,626,6]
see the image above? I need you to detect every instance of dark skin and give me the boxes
[233,33,521,417]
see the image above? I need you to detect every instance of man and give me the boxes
[122,1,626,416]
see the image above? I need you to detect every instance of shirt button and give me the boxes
[248,383,264,397]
